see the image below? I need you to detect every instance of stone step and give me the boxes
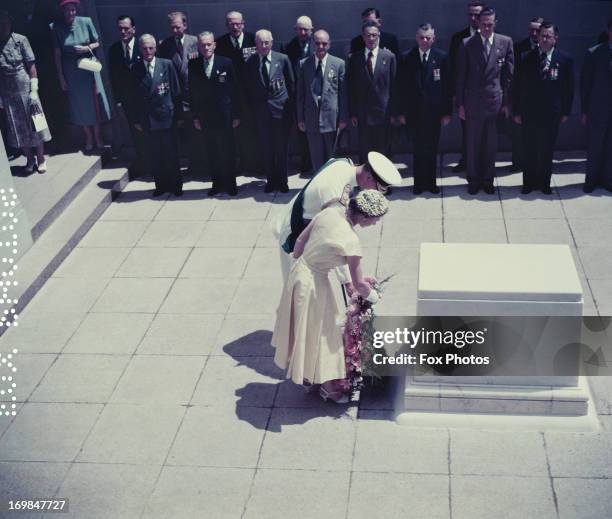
[11,152,102,241]
[6,161,129,336]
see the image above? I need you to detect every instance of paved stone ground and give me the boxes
[0,152,611,518]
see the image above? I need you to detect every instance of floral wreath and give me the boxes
[354,189,389,217]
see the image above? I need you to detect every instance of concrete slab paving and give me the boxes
[137,313,224,356]
[244,468,350,519]
[77,403,185,465]
[56,463,159,519]
[1,152,611,517]
[451,475,557,519]
[64,312,153,354]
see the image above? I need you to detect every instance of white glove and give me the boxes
[29,78,39,102]
[365,289,380,304]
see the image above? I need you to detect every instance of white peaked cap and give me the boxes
[367,151,402,186]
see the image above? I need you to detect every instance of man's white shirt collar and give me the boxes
[123,37,134,57]
[481,33,494,47]
[233,33,244,47]
[470,26,478,37]
[419,49,430,60]
[315,54,328,70]
[147,57,156,72]
[364,46,379,59]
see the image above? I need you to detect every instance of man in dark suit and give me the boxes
[513,22,574,195]
[108,15,145,178]
[297,29,348,171]
[189,32,241,197]
[130,35,182,197]
[215,11,260,176]
[448,0,484,173]
[158,11,199,175]
[348,21,398,164]
[399,23,452,194]
[349,8,399,58]
[282,15,314,174]
[456,7,514,194]
[244,30,295,193]
[581,19,612,193]
[510,16,543,173]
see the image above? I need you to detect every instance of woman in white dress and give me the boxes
[272,190,388,403]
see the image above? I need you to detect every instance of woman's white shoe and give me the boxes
[37,161,47,174]
[319,386,350,404]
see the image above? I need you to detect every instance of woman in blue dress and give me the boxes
[52,0,110,151]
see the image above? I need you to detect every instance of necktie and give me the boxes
[148,61,154,77]
[124,42,130,64]
[484,39,491,59]
[176,38,183,62]
[302,41,309,58]
[204,58,211,78]
[367,51,374,78]
[421,52,427,66]
[261,57,270,88]
[313,59,323,99]
[233,37,240,49]
[540,51,548,79]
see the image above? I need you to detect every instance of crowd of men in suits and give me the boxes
[106,5,612,198]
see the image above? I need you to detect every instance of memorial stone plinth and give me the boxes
[401,243,589,418]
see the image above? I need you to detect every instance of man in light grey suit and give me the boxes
[456,7,514,194]
[297,30,348,171]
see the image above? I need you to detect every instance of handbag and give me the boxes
[30,101,49,133]
[78,48,102,73]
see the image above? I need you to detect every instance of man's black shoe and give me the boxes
[582,184,595,193]
[521,186,532,195]
[429,185,440,194]
[264,183,275,193]
[541,186,552,195]
[453,162,466,173]
[467,185,479,195]
[152,189,165,197]
[174,187,183,197]
[228,186,238,196]
[413,186,424,195]
[279,184,289,193]
[509,165,522,173]
[483,185,495,195]
[208,188,221,197]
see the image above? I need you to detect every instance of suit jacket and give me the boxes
[215,31,257,77]
[456,33,514,117]
[400,47,452,123]
[350,31,399,58]
[297,54,347,133]
[581,42,612,123]
[347,47,398,125]
[244,51,294,118]
[448,26,472,95]
[513,47,574,122]
[129,58,181,131]
[108,37,142,106]
[514,38,536,64]
[282,36,314,71]
[188,54,240,130]
[158,33,198,93]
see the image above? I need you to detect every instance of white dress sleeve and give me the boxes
[334,227,362,284]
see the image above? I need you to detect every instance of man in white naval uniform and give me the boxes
[274,151,402,295]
